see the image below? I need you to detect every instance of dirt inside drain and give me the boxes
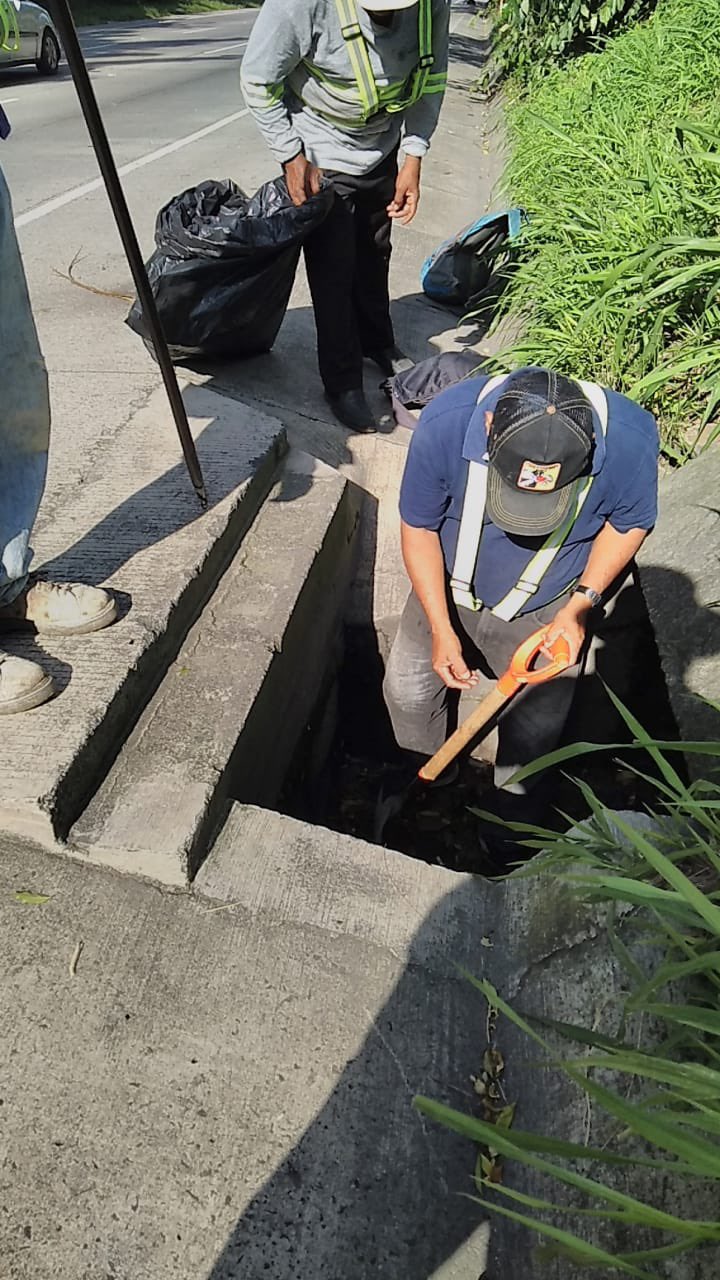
[279,605,679,877]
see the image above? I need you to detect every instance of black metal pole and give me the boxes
[48,0,207,507]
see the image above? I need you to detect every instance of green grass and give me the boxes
[492,0,720,459]
[69,0,258,26]
[416,696,720,1274]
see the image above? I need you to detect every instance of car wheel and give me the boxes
[36,29,60,76]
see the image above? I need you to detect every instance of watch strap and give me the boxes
[573,584,602,608]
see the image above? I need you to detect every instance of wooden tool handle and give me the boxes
[418,684,510,783]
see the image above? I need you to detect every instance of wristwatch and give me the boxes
[573,584,603,609]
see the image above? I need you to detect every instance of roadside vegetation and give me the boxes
[69,0,256,27]
[418,703,720,1273]
[491,0,720,460]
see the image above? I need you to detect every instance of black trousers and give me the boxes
[303,150,397,395]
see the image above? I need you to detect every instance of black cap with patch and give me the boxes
[486,369,594,537]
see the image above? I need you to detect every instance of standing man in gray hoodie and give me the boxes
[241,0,450,432]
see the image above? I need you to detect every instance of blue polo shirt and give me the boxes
[399,375,659,613]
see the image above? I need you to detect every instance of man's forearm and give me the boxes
[543,522,649,661]
[401,521,453,634]
[577,523,648,600]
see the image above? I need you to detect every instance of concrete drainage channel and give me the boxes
[266,589,679,876]
[10,375,675,890]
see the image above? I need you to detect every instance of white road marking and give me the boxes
[197,40,247,56]
[1,96,19,103]
[15,106,250,228]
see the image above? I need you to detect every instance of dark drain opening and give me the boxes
[279,598,680,875]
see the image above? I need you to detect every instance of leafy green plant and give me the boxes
[495,0,720,458]
[488,0,650,85]
[415,700,720,1274]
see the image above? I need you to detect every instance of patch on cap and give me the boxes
[517,460,561,492]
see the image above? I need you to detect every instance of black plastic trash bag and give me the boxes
[126,178,333,362]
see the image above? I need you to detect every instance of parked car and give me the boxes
[0,1,61,76]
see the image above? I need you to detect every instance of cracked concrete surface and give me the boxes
[6,806,714,1279]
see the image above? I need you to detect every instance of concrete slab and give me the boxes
[638,451,720,766]
[2,808,711,1279]
[0,383,286,845]
[70,450,360,885]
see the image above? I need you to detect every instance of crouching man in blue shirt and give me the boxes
[383,367,659,843]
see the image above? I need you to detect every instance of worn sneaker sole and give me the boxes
[0,596,119,638]
[0,673,55,715]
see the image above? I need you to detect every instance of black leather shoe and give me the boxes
[325,388,377,433]
[368,346,415,378]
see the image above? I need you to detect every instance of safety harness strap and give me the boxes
[450,376,609,620]
[332,0,436,123]
[449,373,507,611]
[335,0,380,119]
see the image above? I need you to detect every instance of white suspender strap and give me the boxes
[577,380,609,437]
[449,461,488,611]
[450,374,511,612]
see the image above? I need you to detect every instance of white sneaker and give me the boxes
[0,652,55,715]
[0,580,117,637]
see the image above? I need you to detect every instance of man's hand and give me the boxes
[432,626,479,691]
[283,154,323,207]
[388,156,421,226]
[543,597,593,667]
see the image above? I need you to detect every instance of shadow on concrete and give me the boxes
[37,383,298,585]
[448,31,491,70]
[199,290,489,447]
[204,876,498,1280]
[636,562,720,750]
[203,831,708,1279]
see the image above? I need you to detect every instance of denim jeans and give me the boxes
[0,163,50,607]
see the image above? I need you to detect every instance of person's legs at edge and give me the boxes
[352,157,395,361]
[0,164,49,614]
[0,163,55,714]
[304,188,364,399]
[0,165,117,714]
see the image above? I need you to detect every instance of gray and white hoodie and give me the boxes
[241,0,450,176]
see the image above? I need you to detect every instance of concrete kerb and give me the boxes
[0,382,286,847]
[68,449,361,886]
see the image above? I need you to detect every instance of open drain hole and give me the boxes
[277,605,679,876]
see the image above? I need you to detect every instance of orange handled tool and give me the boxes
[374,627,571,843]
[418,627,572,783]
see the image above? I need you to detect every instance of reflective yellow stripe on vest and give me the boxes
[330,0,435,124]
[335,0,381,120]
[450,377,610,622]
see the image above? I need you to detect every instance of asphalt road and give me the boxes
[1,9,272,517]
[1,10,259,216]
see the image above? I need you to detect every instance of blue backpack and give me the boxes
[420,208,523,310]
